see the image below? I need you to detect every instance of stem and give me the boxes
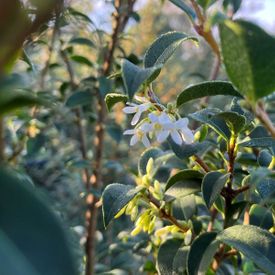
[85,1,136,274]
[148,195,189,232]
[194,154,210,172]
[254,102,275,138]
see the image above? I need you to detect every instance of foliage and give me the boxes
[1,0,275,275]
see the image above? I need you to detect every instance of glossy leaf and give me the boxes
[173,194,197,221]
[177,81,242,107]
[122,59,161,100]
[220,20,275,102]
[249,204,273,230]
[144,31,198,68]
[70,55,93,67]
[65,91,92,108]
[168,0,196,21]
[102,183,142,228]
[202,172,230,208]
[218,225,275,274]
[239,137,275,153]
[165,170,203,199]
[258,150,273,167]
[187,232,219,275]
[68,37,95,48]
[105,93,128,111]
[0,166,77,275]
[138,147,163,175]
[156,239,184,275]
[215,111,246,135]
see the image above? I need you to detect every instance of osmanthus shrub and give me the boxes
[102,7,275,275]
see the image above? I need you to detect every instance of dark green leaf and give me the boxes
[65,91,92,108]
[173,246,189,274]
[69,37,95,48]
[189,109,231,140]
[144,31,198,68]
[169,138,212,159]
[173,195,197,220]
[102,183,142,228]
[258,150,273,167]
[0,166,78,275]
[138,147,163,176]
[220,20,275,102]
[177,81,242,107]
[187,232,219,275]
[105,93,128,112]
[249,204,273,230]
[215,111,246,135]
[156,239,184,275]
[70,55,93,67]
[122,59,161,100]
[202,172,230,208]
[165,170,203,199]
[98,76,113,97]
[168,0,196,20]
[239,137,275,153]
[217,225,275,274]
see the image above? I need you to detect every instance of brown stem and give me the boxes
[85,1,136,274]
[207,207,217,232]
[148,195,189,232]
[254,102,275,138]
[194,154,210,172]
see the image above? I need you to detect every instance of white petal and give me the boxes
[171,130,183,145]
[134,96,148,103]
[130,134,139,146]
[162,122,175,130]
[142,135,151,147]
[139,102,151,111]
[176,118,188,128]
[148,113,159,123]
[123,106,137,114]
[141,122,153,132]
[156,130,170,143]
[159,112,171,123]
[123,129,135,135]
[181,128,194,144]
[131,111,142,125]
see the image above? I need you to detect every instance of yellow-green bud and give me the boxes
[131,225,143,236]
[114,205,126,219]
[146,158,154,177]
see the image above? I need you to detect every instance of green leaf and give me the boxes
[68,37,95,48]
[144,31,197,68]
[102,183,142,228]
[177,81,242,107]
[138,147,163,176]
[220,20,275,102]
[169,138,212,159]
[197,0,215,9]
[168,0,196,21]
[239,137,275,152]
[156,239,184,275]
[165,170,203,199]
[65,91,92,108]
[187,232,219,275]
[202,172,230,208]
[249,204,273,230]
[0,166,78,275]
[189,109,231,140]
[98,76,113,97]
[217,225,275,274]
[70,55,93,67]
[105,93,128,112]
[173,195,197,221]
[166,169,203,191]
[172,246,190,274]
[121,59,161,100]
[258,150,273,167]
[215,111,246,135]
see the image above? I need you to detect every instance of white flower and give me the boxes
[123,122,152,147]
[175,118,194,144]
[123,102,151,126]
[149,112,194,145]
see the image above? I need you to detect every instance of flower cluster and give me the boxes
[123,98,194,147]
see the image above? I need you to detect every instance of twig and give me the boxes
[254,102,275,138]
[149,195,189,232]
[85,1,136,274]
[194,154,210,172]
